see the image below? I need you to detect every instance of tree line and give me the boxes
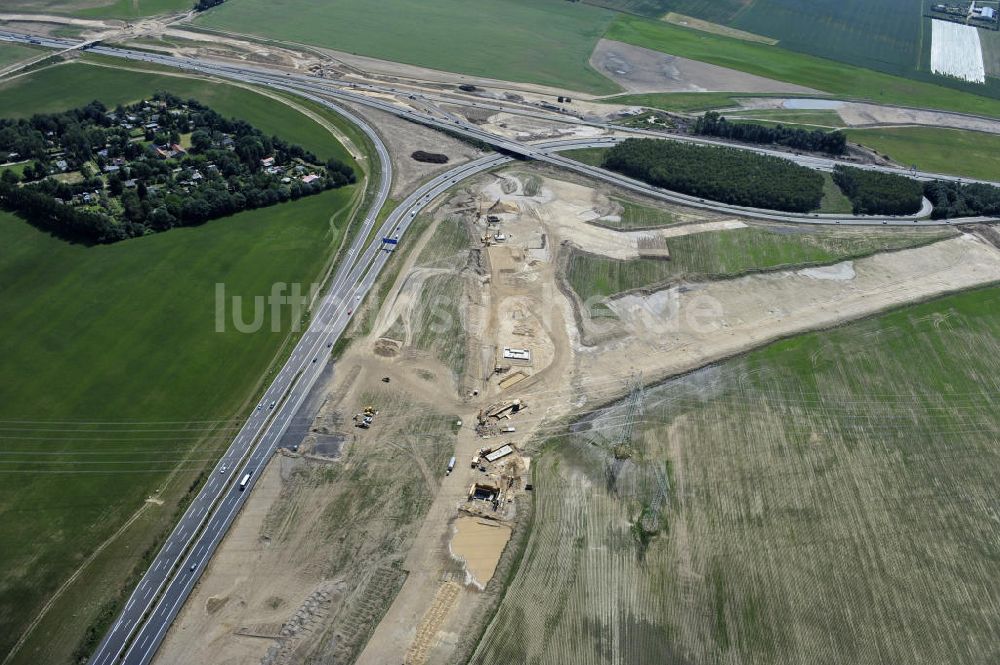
[602,138,825,213]
[693,112,847,155]
[925,180,1000,219]
[0,180,126,243]
[194,0,225,11]
[0,100,112,164]
[831,166,923,215]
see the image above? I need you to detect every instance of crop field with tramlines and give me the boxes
[584,0,746,23]
[471,286,1000,665]
[732,0,923,76]
[599,0,927,79]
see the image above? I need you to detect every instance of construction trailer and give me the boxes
[502,347,531,362]
[485,444,515,463]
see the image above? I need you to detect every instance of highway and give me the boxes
[82,86,396,665]
[0,28,998,664]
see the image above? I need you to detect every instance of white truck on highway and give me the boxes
[238,470,253,491]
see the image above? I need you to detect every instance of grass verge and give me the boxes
[565,226,953,300]
[846,127,1000,182]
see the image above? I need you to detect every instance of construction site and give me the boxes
[152,149,1000,665]
[1,3,999,664]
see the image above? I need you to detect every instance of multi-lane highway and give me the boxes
[1,28,998,665]
[79,88,395,665]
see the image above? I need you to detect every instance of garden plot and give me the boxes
[930,19,986,84]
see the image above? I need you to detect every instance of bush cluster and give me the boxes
[602,138,824,213]
[831,165,923,215]
[411,150,449,164]
[194,0,224,11]
[693,111,847,155]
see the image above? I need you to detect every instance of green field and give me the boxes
[0,0,191,19]
[0,63,362,664]
[414,216,470,268]
[606,15,1000,119]
[846,127,1000,181]
[596,197,681,229]
[600,91,758,112]
[561,147,608,167]
[594,0,946,84]
[565,226,952,300]
[817,172,854,213]
[728,108,846,127]
[196,0,620,94]
[0,43,42,70]
[585,0,745,24]
[473,286,1000,665]
[732,0,923,76]
[983,28,1000,78]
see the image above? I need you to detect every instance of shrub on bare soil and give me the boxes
[411,150,449,164]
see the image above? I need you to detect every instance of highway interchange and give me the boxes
[0,28,998,665]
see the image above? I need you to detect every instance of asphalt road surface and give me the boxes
[0,29,997,665]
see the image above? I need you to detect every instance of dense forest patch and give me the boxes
[602,138,824,212]
[925,180,1000,219]
[693,111,847,155]
[831,165,922,216]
